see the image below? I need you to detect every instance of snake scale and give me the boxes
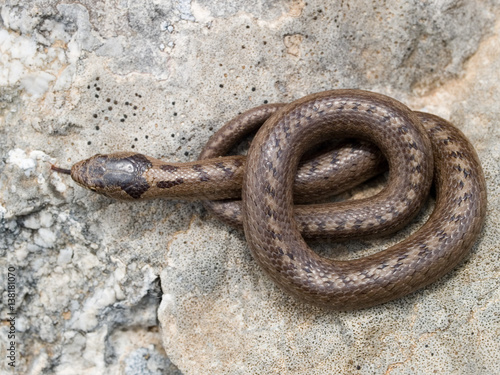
[55,90,487,309]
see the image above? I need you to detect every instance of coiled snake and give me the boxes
[54,90,487,309]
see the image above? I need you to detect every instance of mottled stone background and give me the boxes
[1,1,499,374]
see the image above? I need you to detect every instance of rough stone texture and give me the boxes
[0,0,499,374]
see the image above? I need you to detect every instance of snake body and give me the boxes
[64,90,486,309]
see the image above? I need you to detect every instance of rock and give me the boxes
[1,1,499,374]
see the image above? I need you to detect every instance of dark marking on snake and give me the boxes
[157,178,184,189]
[160,164,179,172]
[192,164,210,182]
[214,162,235,177]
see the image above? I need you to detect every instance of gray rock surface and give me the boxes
[1,0,499,374]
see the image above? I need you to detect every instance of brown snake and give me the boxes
[54,90,487,309]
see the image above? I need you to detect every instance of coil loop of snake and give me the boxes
[53,89,487,310]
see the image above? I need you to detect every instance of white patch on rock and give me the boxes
[7,148,37,176]
[57,247,74,265]
[35,228,57,248]
[71,285,118,332]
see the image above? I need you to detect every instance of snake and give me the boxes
[53,90,487,310]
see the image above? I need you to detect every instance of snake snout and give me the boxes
[70,155,107,191]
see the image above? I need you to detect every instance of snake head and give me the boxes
[70,152,153,199]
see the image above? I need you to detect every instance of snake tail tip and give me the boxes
[50,163,71,175]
